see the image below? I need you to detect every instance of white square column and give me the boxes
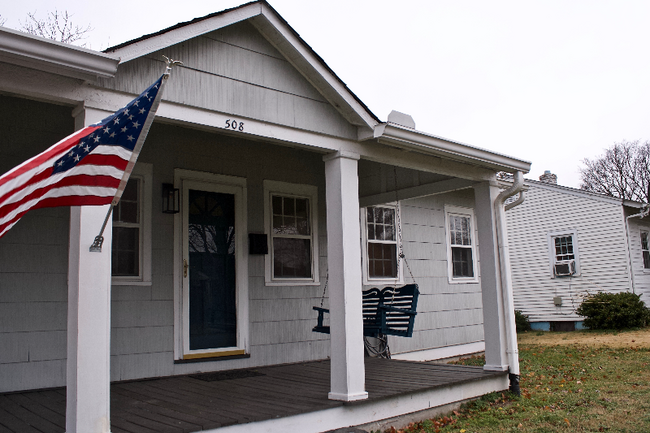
[323,151,368,401]
[473,181,508,372]
[67,106,113,433]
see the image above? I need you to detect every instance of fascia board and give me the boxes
[250,3,380,130]
[106,3,263,63]
[374,123,531,173]
[0,27,119,80]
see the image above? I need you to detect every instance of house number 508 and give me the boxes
[225,119,244,131]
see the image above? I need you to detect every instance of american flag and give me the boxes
[0,74,167,239]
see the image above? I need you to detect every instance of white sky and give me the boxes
[3,0,650,188]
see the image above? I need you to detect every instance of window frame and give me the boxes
[444,205,479,284]
[547,229,581,278]
[361,203,404,286]
[640,230,650,270]
[263,180,320,286]
[111,163,152,286]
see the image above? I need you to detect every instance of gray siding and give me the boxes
[506,183,631,322]
[0,96,73,392]
[99,21,357,140]
[109,123,331,383]
[373,189,485,355]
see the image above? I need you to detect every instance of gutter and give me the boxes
[0,26,119,80]
[624,203,650,294]
[374,123,531,174]
[494,171,525,395]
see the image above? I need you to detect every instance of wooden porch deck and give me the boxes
[0,358,508,433]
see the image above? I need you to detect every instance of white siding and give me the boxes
[506,182,631,322]
[626,213,650,303]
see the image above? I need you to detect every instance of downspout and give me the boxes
[625,204,650,294]
[495,171,525,395]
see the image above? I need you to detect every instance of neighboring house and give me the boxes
[505,171,650,331]
[0,2,531,432]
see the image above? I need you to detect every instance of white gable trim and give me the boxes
[250,4,379,130]
[106,3,263,63]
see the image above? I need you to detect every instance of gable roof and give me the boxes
[104,1,379,129]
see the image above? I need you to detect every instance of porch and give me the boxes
[0,358,508,433]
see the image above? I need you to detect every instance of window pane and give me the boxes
[113,178,140,223]
[449,215,471,246]
[368,243,397,278]
[273,238,311,278]
[451,247,473,278]
[112,227,139,276]
[641,232,649,251]
[644,251,650,269]
[554,236,574,261]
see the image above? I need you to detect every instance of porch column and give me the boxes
[473,181,508,371]
[323,150,368,401]
[67,106,113,433]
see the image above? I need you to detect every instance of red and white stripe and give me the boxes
[0,126,132,238]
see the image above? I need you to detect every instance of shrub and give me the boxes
[515,310,531,333]
[576,291,650,330]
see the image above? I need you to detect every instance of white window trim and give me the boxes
[173,169,249,361]
[445,205,479,284]
[547,229,581,278]
[640,229,650,271]
[263,180,320,286]
[112,163,152,286]
[361,203,404,286]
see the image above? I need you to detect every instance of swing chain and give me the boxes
[319,270,328,308]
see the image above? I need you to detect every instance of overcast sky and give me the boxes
[3,0,650,188]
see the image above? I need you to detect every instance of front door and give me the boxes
[187,188,237,350]
[177,171,248,360]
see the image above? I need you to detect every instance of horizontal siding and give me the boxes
[626,217,650,302]
[99,21,357,140]
[507,183,631,322]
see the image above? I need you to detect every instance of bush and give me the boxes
[576,292,650,330]
[515,310,531,333]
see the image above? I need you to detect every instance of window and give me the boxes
[362,205,401,284]
[445,206,478,283]
[111,163,152,285]
[641,231,650,269]
[112,178,140,276]
[547,230,580,278]
[264,180,319,285]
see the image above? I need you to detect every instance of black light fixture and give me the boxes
[162,183,180,214]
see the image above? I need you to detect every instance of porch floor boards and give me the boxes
[0,358,505,433]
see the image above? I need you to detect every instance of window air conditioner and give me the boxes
[554,260,576,277]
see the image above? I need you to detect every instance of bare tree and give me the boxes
[20,10,92,45]
[580,140,650,203]
[0,15,7,26]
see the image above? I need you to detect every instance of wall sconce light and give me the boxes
[162,183,180,214]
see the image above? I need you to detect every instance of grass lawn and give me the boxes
[379,328,650,433]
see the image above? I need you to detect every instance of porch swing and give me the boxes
[312,192,419,357]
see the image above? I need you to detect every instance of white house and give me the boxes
[505,171,650,331]
[0,2,531,432]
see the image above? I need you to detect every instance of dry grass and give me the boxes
[380,328,650,433]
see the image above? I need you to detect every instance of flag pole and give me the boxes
[89,56,183,253]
